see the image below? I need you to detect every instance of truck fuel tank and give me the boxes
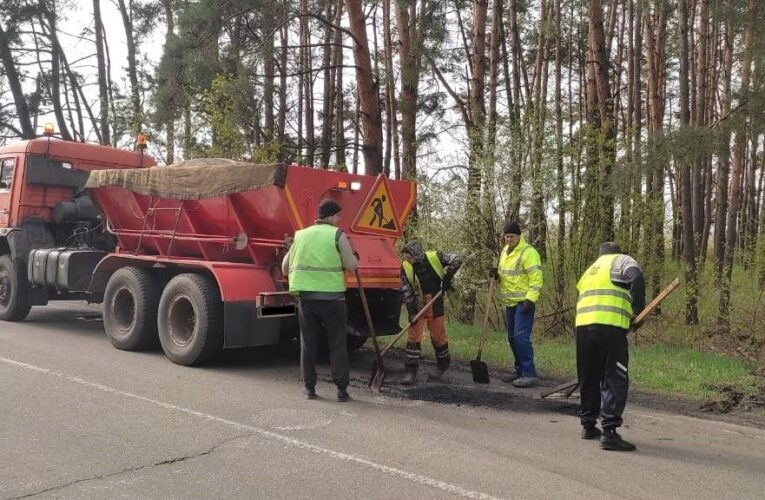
[29,248,106,292]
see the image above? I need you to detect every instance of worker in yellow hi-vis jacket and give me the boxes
[494,221,543,388]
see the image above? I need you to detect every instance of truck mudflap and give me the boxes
[223,291,297,349]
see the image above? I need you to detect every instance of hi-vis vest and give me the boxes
[288,224,346,295]
[576,254,633,329]
[498,237,543,306]
[402,251,445,288]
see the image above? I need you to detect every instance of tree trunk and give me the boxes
[719,0,755,325]
[334,2,346,169]
[714,19,734,281]
[345,0,384,175]
[161,0,174,162]
[117,0,142,135]
[0,23,35,138]
[263,6,276,143]
[584,0,616,254]
[554,0,565,302]
[278,23,288,146]
[679,0,699,324]
[529,0,549,256]
[396,1,418,180]
[320,0,337,168]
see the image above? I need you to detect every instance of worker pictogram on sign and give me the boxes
[351,175,402,237]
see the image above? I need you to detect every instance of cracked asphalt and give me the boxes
[2,302,765,499]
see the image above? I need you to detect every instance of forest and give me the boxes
[1,0,764,364]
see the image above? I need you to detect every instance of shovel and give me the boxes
[354,268,385,389]
[539,277,681,399]
[370,290,444,393]
[470,278,495,384]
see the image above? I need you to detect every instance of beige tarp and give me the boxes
[85,159,286,200]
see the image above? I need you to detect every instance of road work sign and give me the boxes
[352,175,403,237]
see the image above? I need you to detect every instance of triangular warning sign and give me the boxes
[351,175,403,237]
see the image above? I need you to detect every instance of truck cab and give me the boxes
[0,137,152,320]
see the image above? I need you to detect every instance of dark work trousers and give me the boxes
[576,324,630,430]
[505,306,537,377]
[297,299,349,389]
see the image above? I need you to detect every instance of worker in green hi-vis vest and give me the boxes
[576,242,645,452]
[282,199,358,403]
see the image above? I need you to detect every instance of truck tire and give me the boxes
[158,273,223,366]
[0,254,32,321]
[103,267,161,351]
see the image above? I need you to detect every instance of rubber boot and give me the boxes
[400,367,418,385]
[431,351,451,381]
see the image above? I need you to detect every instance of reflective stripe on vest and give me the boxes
[288,224,346,294]
[575,254,633,329]
[402,251,445,288]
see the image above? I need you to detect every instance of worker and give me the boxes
[282,199,358,402]
[575,242,645,451]
[495,221,543,388]
[400,240,462,385]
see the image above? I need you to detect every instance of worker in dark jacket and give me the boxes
[400,240,462,385]
[575,242,645,451]
[282,199,358,402]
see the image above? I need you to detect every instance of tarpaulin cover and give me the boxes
[85,158,286,200]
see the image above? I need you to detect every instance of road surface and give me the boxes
[1,302,763,499]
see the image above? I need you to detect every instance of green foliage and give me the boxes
[201,74,245,158]
[252,138,281,163]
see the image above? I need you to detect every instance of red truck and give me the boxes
[0,137,415,365]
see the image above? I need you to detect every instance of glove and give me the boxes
[631,319,643,331]
[407,306,418,324]
[520,300,536,314]
[488,267,499,281]
[441,276,453,292]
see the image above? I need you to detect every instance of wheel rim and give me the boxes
[0,266,10,307]
[111,287,136,335]
[168,295,196,347]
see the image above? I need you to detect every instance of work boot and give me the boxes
[501,370,520,383]
[337,387,350,402]
[600,429,636,451]
[581,424,602,440]
[303,386,317,400]
[512,376,539,388]
[400,368,418,385]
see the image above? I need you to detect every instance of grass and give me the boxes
[401,320,761,400]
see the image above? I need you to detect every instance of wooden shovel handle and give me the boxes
[354,268,383,365]
[633,277,680,326]
[380,289,444,357]
[475,278,496,360]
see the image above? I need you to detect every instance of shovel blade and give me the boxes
[470,359,490,384]
[370,369,385,393]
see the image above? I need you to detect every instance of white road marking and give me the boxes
[1,356,501,500]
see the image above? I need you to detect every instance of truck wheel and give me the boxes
[158,273,223,366]
[0,254,32,321]
[346,335,368,352]
[103,267,161,351]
